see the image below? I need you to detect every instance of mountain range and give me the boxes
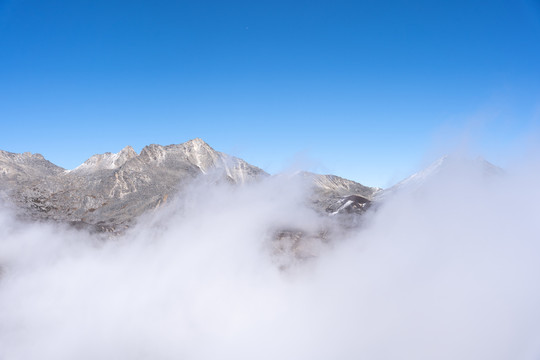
[0,138,503,238]
[0,138,383,233]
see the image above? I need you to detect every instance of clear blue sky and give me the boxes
[1,0,539,187]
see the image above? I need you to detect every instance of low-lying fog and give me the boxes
[1,153,539,359]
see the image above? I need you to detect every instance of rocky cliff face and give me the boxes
[0,138,379,233]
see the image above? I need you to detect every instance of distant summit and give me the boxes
[380,155,504,198]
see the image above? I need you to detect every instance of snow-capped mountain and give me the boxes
[380,154,504,198]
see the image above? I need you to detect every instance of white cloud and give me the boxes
[0,154,539,359]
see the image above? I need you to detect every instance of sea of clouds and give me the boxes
[1,153,539,359]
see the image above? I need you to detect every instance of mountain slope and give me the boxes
[379,155,504,199]
[302,172,381,215]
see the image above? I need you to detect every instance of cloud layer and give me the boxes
[1,155,539,359]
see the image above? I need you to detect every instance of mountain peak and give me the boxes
[187,137,207,145]
[183,137,214,151]
[120,145,136,155]
[73,145,137,173]
[385,154,503,195]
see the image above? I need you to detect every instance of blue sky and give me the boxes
[1,0,539,187]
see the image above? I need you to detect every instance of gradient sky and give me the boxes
[1,0,539,187]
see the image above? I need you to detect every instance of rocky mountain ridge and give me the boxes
[0,138,380,233]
